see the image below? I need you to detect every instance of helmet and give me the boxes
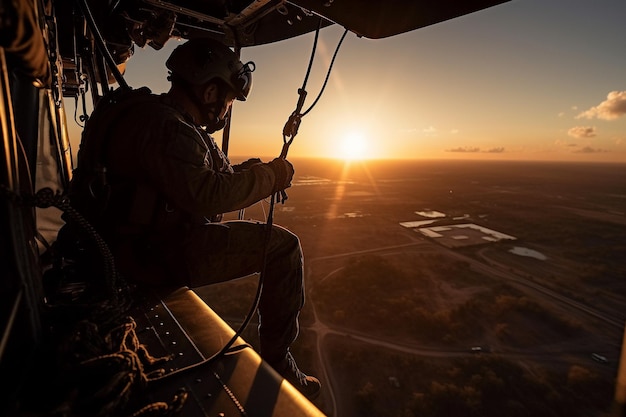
[166,38,254,101]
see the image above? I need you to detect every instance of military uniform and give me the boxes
[70,87,303,364]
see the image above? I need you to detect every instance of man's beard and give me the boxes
[205,114,227,133]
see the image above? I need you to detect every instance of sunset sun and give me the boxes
[338,131,371,160]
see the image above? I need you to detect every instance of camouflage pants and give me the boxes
[169,220,305,364]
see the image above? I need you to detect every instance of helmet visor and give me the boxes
[233,61,255,101]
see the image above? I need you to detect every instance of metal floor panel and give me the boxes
[129,287,325,417]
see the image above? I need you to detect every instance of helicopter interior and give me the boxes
[2,1,516,416]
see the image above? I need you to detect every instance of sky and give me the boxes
[69,0,626,162]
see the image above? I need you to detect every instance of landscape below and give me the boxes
[196,158,626,417]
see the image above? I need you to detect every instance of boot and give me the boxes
[272,351,321,400]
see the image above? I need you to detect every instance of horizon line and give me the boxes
[227,155,626,164]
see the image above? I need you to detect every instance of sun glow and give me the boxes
[338,131,371,160]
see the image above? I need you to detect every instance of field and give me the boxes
[194,158,626,417]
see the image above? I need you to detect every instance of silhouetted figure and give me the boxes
[69,38,320,399]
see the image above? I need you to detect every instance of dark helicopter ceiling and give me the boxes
[134,0,512,47]
[2,0,511,87]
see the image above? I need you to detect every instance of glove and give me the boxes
[267,158,294,193]
[234,158,262,172]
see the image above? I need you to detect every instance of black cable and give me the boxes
[302,28,348,116]
[280,20,323,146]
[282,26,349,153]
[236,21,351,370]
[176,22,324,365]
[197,24,337,366]
[301,19,322,96]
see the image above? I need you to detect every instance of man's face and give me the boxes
[202,84,236,123]
[217,92,237,121]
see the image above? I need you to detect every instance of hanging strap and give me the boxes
[280,24,349,160]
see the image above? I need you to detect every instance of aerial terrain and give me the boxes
[195,158,626,417]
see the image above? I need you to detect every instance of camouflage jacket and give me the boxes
[70,87,278,239]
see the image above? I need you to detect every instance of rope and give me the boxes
[63,316,185,417]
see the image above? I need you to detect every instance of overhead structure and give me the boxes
[81,0,512,48]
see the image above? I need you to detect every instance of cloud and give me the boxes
[446,147,481,153]
[576,91,626,120]
[445,146,506,154]
[568,126,596,139]
[486,147,505,153]
[573,146,607,154]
